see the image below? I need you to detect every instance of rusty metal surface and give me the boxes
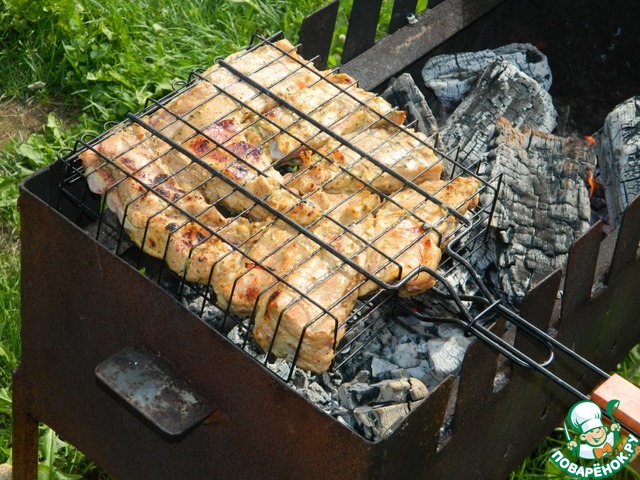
[561,222,603,318]
[378,376,454,479]
[388,0,419,34]
[15,94,640,480]
[20,161,484,480]
[95,347,216,436]
[429,222,640,477]
[609,193,640,281]
[515,269,562,360]
[341,0,508,90]
[19,155,639,480]
[341,0,384,63]
[11,368,38,480]
[298,0,338,70]
[18,163,378,480]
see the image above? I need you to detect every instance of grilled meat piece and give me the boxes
[265,72,405,157]
[79,40,324,278]
[359,176,481,297]
[85,131,252,284]
[215,189,378,317]
[283,127,442,197]
[146,39,324,138]
[252,190,379,373]
[212,219,298,316]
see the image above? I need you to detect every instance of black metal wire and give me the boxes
[55,36,493,382]
[56,36,496,386]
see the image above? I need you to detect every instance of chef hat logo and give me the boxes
[567,400,604,434]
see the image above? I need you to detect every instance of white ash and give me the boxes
[427,334,474,381]
[336,376,427,410]
[493,369,510,393]
[393,335,430,368]
[370,356,398,378]
[241,305,476,440]
[354,401,423,440]
[422,43,552,114]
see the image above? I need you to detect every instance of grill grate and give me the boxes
[57,33,499,380]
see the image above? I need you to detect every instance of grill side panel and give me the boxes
[18,163,380,480]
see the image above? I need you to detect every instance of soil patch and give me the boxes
[0,98,76,151]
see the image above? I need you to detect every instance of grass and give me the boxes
[0,0,326,114]
[0,0,639,478]
[0,232,20,464]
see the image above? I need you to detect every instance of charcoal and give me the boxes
[223,285,464,441]
[597,96,640,228]
[335,413,357,430]
[482,117,595,306]
[370,356,399,379]
[439,60,557,175]
[227,326,258,354]
[320,371,342,395]
[354,369,371,384]
[404,360,433,386]
[427,334,474,379]
[267,358,297,379]
[353,402,421,440]
[392,335,429,369]
[291,370,310,389]
[381,73,439,136]
[338,381,376,410]
[422,43,552,113]
[437,324,466,339]
[338,377,428,410]
[298,381,333,407]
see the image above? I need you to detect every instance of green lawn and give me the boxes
[0,0,638,478]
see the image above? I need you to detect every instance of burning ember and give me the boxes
[587,170,599,198]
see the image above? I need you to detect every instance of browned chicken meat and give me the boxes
[80,38,482,374]
[252,190,379,372]
[359,176,481,298]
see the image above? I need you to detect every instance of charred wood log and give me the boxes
[422,43,552,114]
[482,117,596,306]
[598,96,640,228]
[439,61,557,176]
[381,73,439,136]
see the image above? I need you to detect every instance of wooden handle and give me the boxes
[591,374,640,436]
